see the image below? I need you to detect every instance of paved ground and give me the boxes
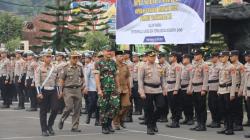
[0,102,250,140]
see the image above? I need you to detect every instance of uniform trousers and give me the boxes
[231,92,243,126]
[15,76,25,108]
[132,82,142,113]
[0,76,11,106]
[180,90,194,120]
[168,91,182,122]
[208,91,221,124]
[26,78,37,109]
[193,92,207,126]
[87,91,99,120]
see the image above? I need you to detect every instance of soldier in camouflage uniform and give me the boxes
[94,46,120,134]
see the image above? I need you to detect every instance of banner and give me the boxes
[116,0,205,44]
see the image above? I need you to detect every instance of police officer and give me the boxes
[189,49,209,131]
[14,50,26,110]
[94,45,120,134]
[58,51,84,132]
[35,49,59,136]
[158,52,170,123]
[216,51,236,135]
[207,52,221,128]
[84,53,100,126]
[0,49,11,108]
[113,50,131,130]
[244,50,250,138]
[131,53,143,115]
[138,51,166,135]
[25,50,38,111]
[180,54,194,125]
[230,50,244,131]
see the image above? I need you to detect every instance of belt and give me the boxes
[208,80,219,84]
[64,85,81,89]
[43,87,55,90]
[133,80,138,84]
[219,83,232,88]
[144,83,161,88]
[192,83,203,86]
[167,81,176,84]
[247,87,250,90]
[181,84,189,88]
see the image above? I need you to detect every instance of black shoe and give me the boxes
[14,106,25,110]
[102,125,110,134]
[0,105,10,109]
[147,128,155,135]
[139,121,146,125]
[120,122,127,129]
[180,119,188,125]
[195,125,206,131]
[190,125,199,131]
[153,125,158,133]
[42,131,49,137]
[138,116,145,120]
[58,119,64,130]
[71,128,81,132]
[210,122,221,128]
[225,130,234,135]
[86,116,91,124]
[167,121,180,128]
[48,127,55,135]
[233,125,243,131]
[133,111,142,115]
[245,134,250,138]
[26,108,37,112]
[107,119,115,133]
[186,120,194,125]
[217,129,227,134]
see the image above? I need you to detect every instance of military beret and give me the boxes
[169,51,179,57]
[192,49,203,55]
[211,52,220,57]
[124,50,131,55]
[145,51,156,57]
[182,54,192,59]
[244,50,250,56]
[230,50,239,56]
[158,52,166,58]
[115,50,124,56]
[219,51,230,56]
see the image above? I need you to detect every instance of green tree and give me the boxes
[5,37,21,53]
[84,31,109,51]
[0,13,23,44]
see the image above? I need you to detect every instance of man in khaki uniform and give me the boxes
[230,50,244,131]
[58,51,84,132]
[188,49,209,131]
[166,51,182,128]
[138,51,167,135]
[217,51,237,135]
[180,54,194,125]
[35,49,59,136]
[243,50,250,138]
[207,52,221,128]
[113,51,131,130]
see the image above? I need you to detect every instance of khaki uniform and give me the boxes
[60,63,84,129]
[113,62,131,127]
[181,64,192,91]
[208,62,221,92]
[0,57,11,106]
[244,63,250,97]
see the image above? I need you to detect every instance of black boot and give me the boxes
[225,129,234,135]
[102,124,110,134]
[167,121,180,128]
[86,114,91,124]
[152,123,158,133]
[196,124,206,131]
[190,123,200,131]
[48,127,55,135]
[147,126,155,135]
[107,119,115,133]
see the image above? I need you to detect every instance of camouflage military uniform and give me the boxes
[95,59,120,125]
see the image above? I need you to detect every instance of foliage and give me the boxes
[84,31,109,51]
[0,13,23,43]
[5,37,21,52]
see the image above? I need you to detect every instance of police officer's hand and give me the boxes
[230,96,235,101]
[98,90,104,97]
[31,83,35,87]
[4,80,8,85]
[173,90,178,95]
[58,92,64,99]
[18,79,21,83]
[140,93,146,99]
[201,91,206,96]
[163,92,168,96]
[25,83,27,87]
[83,88,88,95]
[37,93,43,100]
[9,81,12,84]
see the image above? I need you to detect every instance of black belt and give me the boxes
[144,83,161,88]
[64,85,81,89]
[192,83,203,86]
[219,83,232,88]
[181,84,188,88]
[167,81,176,84]
[247,87,250,90]
[208,80,219,84]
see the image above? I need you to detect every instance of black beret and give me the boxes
[230,50,239,56]
[192,49,203,55]
[115,51,124,56]
[219,51,230,56]
[182,54,192,59]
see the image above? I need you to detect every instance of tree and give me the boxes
[38,0,86,51]
[0,13,23,44]
[5,37,21,53]
[84,31,109,51]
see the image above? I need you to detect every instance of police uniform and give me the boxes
[207,52,221,128]
[180,54,194,125]
[25,51,38,111]
[138,51,166,135]
[113,51,131,130]
[217,51,237,135]
[35,49,59,136]
[230,50,244,131]
[189,49,209,131]
[58,51,84,132]
[14,50,26,110]
[0,49,11,108]
[166,51,182,128]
